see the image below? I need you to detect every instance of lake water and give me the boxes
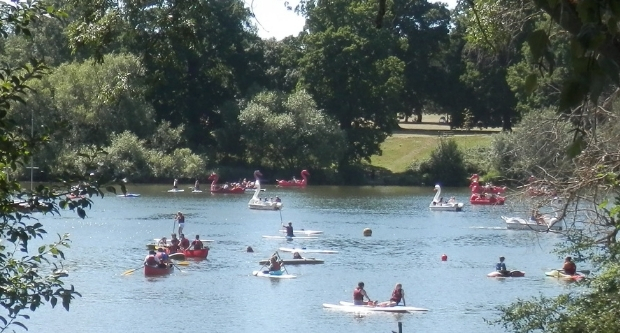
[24,185,572,333]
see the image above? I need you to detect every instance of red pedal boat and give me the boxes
[277,170,310,187]
[469,174,506,194]
[183,248,209,258]
[470,193,505,205]
[208,173,245,194]
[144,264,174,276]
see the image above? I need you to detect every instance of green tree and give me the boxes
[238,90,346,170]
[299,0,405,165]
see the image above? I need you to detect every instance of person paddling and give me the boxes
[144,250,160,267]
[282,222,295,237]
[496,256,509,276]
[173,178,178,190]
[353,282,374,305]
[179,234,190,250]
[175,211,185,236]
[155,248,169,268]
[562,256,577,275]
[194,179,200,191]
[169,234,180,254]
[189,235,204,250]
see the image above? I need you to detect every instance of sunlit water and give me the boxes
[22,185,576,333]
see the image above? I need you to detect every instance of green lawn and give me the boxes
[369,134,494,173]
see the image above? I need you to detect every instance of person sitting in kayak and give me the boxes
[179,234,190,250]
[155,248,169,268]
[169,234,180,253]
[353,282,373,305]
[563,256,577,275]
[378,283,406,307]
[268,256,282,272]
[275,196,281,203]
[282,222,295,237]
[144,250,160,267]
[496,256,509,276]
[157,237,167,247]
[293,252,303,259]
[190,235,204,250]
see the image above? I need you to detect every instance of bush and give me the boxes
[408,138,468,186]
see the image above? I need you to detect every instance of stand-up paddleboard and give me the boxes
[169,253,185,260]
[252,270,296,279]
[323,303,408,313]
[487,270,525,278]
[338,301,428,312]
[279,247,338,254]
[545,270,586,281]
[117,193,141,197]
[279,229,323,235]
[192,190,203,193]
[262,235,318,240]
[167,189,184,193]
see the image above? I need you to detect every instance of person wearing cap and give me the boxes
[179,234,190,250]
[562,256,577,275]
[353,282,373,305]
[282,222,295,237]
[144,250,160,267]
[175,211,185,236]
[496,256,509,276]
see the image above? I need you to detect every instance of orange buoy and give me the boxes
[441,254,448,261]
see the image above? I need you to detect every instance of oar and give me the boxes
[274,251,289,275]
[172,219,176,233]
[171,263,185,273]
[121,266,143,276]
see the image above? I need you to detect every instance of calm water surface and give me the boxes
[26,185,573,333]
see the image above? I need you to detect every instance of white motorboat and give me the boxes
[501,215,562,231]
[429,185,464,211]
[279,229,323,235]
[248,170,282,210]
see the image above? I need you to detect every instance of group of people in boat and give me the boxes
[257,196,281,203]
[353,282,406,307]
[432,196,457,205]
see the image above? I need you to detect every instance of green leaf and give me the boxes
[51,297,57,308]
[528,30,549,60]
[12,321,27,330]
[105,186,116,194]
[38,245,45,254]
[524,74,538,95]
[77,207,86,219]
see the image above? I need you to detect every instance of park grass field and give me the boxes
[369,115,498,173]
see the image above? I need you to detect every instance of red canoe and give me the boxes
[144,264,174,276]
[208,173,245,194]
[183,248,209,258]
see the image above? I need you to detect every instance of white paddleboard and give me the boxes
[279,247,338,254]
[339,301,428,312]
[279,229,323,235]
[262,235,318,240]
[167,189,185,193]
[323,303,408,313]
[252,271,296,279]
[117,193,141,197]
[191,190,203,193]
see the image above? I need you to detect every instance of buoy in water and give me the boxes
[363,228,372,237]
[246,246,254,253]
[441,254,448,261]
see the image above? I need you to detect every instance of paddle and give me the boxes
[171,262,185,273]
[172,219,176,233]
[121,266,143,276]
[176,261,190,266]
[274,251,290,275]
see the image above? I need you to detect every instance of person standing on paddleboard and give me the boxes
[175,211,185,236]
[194,179,200,191]
[282,222,295,237]
[353,282,373,305]
[173,178,178,190]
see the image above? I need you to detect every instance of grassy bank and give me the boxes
[370,134,493,173]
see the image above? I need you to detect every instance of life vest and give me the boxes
[180,238,190,248]
[353,287,364,301]
[156,252,168,261]
[192,240,203,250]
[145,255,157,266]
[169,239,180,252]
[390,289,402,303]
[563,261,577,275]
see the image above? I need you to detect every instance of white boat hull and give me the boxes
[429,203,464,211]
[339,301,428,312]
[279,247,338,254]
[501,216,562,231]
[117,193,141,197]
[252,270,296,279]
[248,202,282,210]
[167,189,184,193]
[279,229,323,235]
[192,190,203,193]
[262,235,318,240]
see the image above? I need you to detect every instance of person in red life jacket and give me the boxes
[563,256,577,275]
[179,234,190,250]
[155,248,170,268]
[389,283,406,306]
[169,233,180,253]
[144,250,160,267]
[353,282,373,305]
[190,235,203,250]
